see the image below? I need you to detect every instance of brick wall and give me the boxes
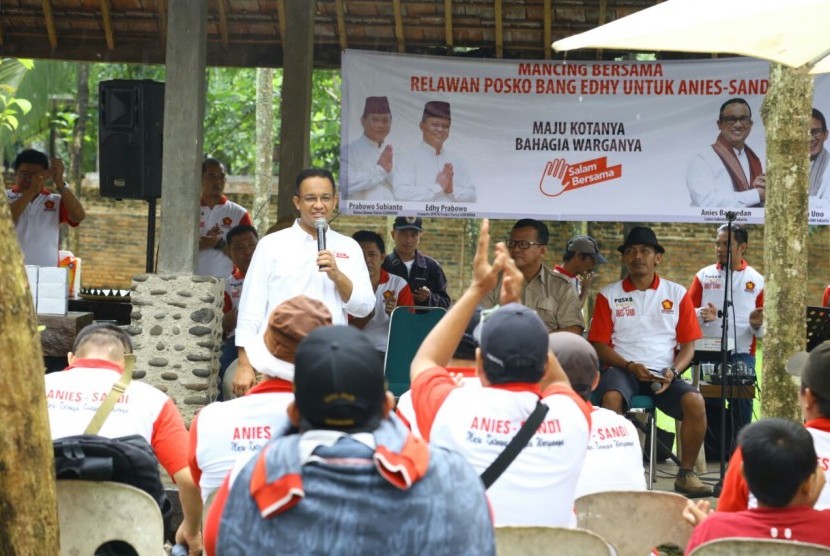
[73,175,830,313]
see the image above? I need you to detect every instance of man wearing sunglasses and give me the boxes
[686,97,766,208]
[481,218,583,334]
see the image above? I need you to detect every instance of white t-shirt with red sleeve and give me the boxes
[688,260,764,355]
[575,406,646,498]
[198,196,252,278]
[352,270,414,351]
[412,367,591,526]
[7,187,79,267]
[188,379,293,503]
[45,358,189,478]
[588,274,702,370]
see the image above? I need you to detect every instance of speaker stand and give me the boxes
[146,197,157,273]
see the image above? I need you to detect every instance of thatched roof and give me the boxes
[0,0,673,68]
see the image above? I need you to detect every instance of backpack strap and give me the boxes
[84,354,136,435]
[480,401,549,489]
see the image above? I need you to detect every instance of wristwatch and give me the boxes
[665,366,678,380]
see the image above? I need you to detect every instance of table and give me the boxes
[38,311,95,357]
[699,382,755,400]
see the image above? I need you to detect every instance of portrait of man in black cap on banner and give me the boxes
[393,100,477,203]
[341,96,396,201]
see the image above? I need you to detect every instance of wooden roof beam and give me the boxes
[392,0,405,53]
[158,0,167,42]
[543,0,552,60]
[596,0,607,60]
[495,0,503,58]
[100,0,115,50]
[445,0,453,51]
[277,0,286,42]
[216,0,229,49]
[42,0,58,49]
[335,0,348,50]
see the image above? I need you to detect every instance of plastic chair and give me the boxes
[591,391,657,488]
[383,306,446,397]
[689,537,830,555]
[57,480,164,555]
[495,526,614,555]
[575,490,693,556]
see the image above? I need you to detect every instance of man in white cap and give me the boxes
[554,234,607,307]
[394,100,476,203]
[341,96,396,201]
[189,295,332,504]
[718,341,830,511]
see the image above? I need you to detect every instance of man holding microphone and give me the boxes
[232,168,374,395]
[689,223,764,438]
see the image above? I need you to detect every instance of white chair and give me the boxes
[689,537,830,555]
[57,480,164,555]
[575,490,693,556]
[495,526,614,555]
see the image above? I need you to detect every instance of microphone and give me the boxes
[724,211,738,222]
[651,381,662,393]
[315,218,327,252]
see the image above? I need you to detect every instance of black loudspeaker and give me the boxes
[98,80,165,199]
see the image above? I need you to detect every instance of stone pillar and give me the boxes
[276,0,316,223]
[127,274,224,424]
[157,0,207,274]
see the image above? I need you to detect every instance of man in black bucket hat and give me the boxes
[588,226,711,496]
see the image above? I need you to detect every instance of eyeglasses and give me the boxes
[810,128,827,139]
[507,239,545,249]
[720,116,752,125]
[300,194,335,204]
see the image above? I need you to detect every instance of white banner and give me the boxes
[340,50,830,224]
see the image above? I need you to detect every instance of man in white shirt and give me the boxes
[341,96,395,201]
[394,101,476,203]
[548,332,646,498]
[686,98,766,208]
[349,229,413,353]
[232,168,375,396]
[688,224,763,441]
[809,108,830,211]
[554,234,607,308]
[197,157,253,277]
[7,149,86,266]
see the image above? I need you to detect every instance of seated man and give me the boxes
[217,224,259,399]
[45,323,201,554]
[548,333,646,498]
[684,418,830,551]
[482,218,584,334]
[554,234,607,307]
[588,226,710,496]
[204,325,494,555]
[719,341,830,511]
[349,229,413,353]
[189,295,332,504]
[410,219,591,527]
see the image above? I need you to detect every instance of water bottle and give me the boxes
[171,545,188,556]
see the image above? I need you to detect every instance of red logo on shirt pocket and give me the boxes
[222,216,233,227]
[744,281,755,293]
[660,299,674,313]
[44,200,56,211]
